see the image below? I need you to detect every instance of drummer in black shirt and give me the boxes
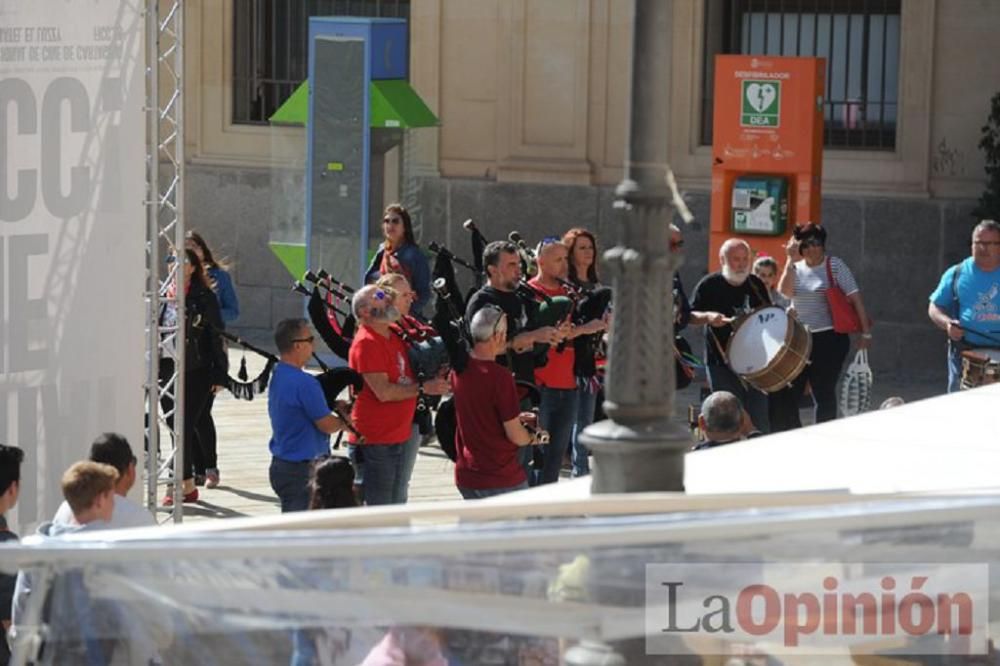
[465,240,561,384]
[690,238,773,433]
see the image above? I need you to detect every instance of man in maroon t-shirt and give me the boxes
[451,306,546,499]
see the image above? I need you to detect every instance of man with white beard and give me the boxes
[690,239,773,433]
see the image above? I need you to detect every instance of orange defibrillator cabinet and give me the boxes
[709,55,825,269]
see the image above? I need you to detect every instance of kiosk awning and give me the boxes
[269,80,438,129]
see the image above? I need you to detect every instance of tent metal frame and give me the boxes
[145,0,186,522]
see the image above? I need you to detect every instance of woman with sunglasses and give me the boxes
[160,249,229,504]
[364,203,432,319]
[776,222,872,429]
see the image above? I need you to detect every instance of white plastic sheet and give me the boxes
[3,494,1000,664]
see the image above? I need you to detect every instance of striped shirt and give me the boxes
[791,256,860,332]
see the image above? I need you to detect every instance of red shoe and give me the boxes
[163,489,199,506]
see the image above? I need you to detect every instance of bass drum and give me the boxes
[727,306,811,393]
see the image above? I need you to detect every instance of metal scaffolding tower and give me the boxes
[145,0,186,522]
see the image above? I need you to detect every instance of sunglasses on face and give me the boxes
[293,335,315,344]
[799,239,823,249]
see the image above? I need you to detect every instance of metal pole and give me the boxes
[569,4,692,661]
[580,0,691,495]
[145,0,185,522]
[144,0,160,517]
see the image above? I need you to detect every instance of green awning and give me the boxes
[369,79,438,128]
[269,82,310,126]
[269,80,439,129]
[269,241,307,280]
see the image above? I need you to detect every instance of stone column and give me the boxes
[568,3,696,662]
[580,0,691,496]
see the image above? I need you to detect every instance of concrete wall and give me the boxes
[185,165,307,333]
[411,178,977,385]
[191,164,977,386]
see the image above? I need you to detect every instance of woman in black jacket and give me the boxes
[161,249,228,504]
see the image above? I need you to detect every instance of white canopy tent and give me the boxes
[2,385,999,664]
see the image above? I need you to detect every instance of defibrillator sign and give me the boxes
[741,80,781,128]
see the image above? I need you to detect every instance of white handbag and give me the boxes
[839,349,873,416]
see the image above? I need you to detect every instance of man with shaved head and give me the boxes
[527,239,606,484]
[690,238,772,433]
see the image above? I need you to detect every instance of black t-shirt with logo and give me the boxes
[465,286,536,382]
[690,272,771,366]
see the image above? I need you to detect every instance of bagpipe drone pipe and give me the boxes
[295,270,451,420]
[297,270,356,362]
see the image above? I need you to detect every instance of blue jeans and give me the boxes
[706,363,770,434]
[269,457,312,513]
[347,443,364,487]
[571,387,597,477]
[360,442,408,506]
[399,424,421,503]
[459,481,529,499]
[536,387,579,485]
[948,341,963,393]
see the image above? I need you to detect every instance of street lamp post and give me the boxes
[580,0,690,495]
[567,3,692,661]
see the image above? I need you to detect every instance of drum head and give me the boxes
[728,307,790,375]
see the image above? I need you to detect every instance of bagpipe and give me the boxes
[190,316,364,443]
[310,352,365,447]
[435,380,549,463]
[293,268,452,430]
[295,269,451,384]
[296,270,356,361]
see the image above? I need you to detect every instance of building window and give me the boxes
[701,0,901,150]
[233,0,410,125]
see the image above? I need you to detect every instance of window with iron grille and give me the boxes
[701,0,901,150]
[233,0,410,125]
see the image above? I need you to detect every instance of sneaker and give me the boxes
[205,469,220,489]
[163,489,199,506]
[194,474,206,487]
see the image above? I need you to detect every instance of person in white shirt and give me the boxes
[52,433,154,529]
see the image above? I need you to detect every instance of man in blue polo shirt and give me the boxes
[268,318,351,512]
[929,220,1000,392]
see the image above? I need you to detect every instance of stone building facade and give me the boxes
[181,0,999,382]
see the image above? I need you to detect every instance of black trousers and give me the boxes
[158,359,214,481]
[192,392,218,474]
[771,329,850,431]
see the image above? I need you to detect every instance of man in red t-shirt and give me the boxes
[452,306,546,499]
[349,285,448,505]
[528,240,607,484]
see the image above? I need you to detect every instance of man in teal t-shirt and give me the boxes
[929,220,1000,392]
